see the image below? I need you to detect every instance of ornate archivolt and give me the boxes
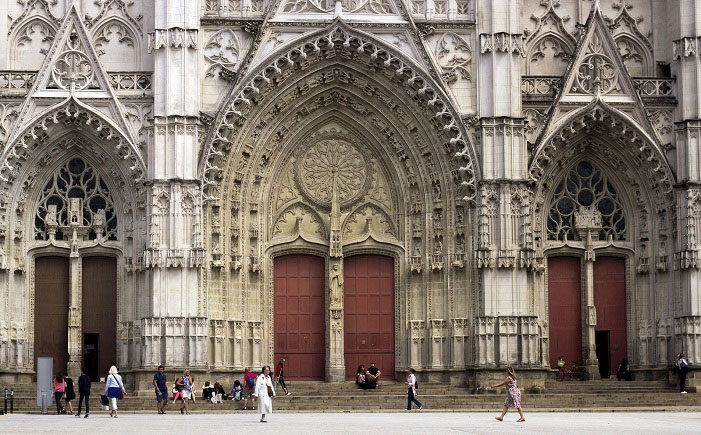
[0,98,145,186]
[200,20,479,204]
[530,103,675,276]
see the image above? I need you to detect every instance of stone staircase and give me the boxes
[2,379,696,413]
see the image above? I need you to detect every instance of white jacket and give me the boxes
[254,374,275,398]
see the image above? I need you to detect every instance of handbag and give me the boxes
[110,374,124,400]
[267,384,274,397]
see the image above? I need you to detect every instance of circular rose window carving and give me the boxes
[298,139,367,206]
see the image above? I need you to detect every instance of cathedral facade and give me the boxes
[0,0,699,390]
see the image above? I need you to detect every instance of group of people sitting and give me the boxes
[355,363,382,389]
[201,381,230,403]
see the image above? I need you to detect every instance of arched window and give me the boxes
[547,160,626,241]
[34,157,118,241]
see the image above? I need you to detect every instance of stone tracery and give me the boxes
[34,157,119,241]
[546,160,626,241]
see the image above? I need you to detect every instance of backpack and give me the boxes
[246,374,255,388]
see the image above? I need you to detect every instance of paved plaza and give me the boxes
[1,411,699,434]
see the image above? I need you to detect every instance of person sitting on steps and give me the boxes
[356,365,368,389]
[616,358,632,381]
[365,363,382,389]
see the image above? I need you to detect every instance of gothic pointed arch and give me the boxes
[200,19,479,203]
[523,0,577,75]
[610,5,654,77]
[0,97,146,187]
[7,2,141,149]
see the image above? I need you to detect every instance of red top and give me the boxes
[244,372,256,388]
[275,364,283,377]
[53,379,65,393]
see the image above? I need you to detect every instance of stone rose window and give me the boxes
[547,160,626,241]
[34,157,118,241]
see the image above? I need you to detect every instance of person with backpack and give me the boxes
[75,367,91,418]
[677,353,689,394]
[242,368,257,410]
[406,368,423,411]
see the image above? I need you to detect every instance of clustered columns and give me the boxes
[139,0,207,376]
[474,0,538,374]
[672,0,701,370]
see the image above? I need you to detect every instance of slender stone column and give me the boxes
[67,199,83,377]
[327,176,345,381]
[575,206,601,379]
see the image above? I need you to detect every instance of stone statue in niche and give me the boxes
[434,238,443,254]
[433,183,442,201]
[46,205,58,226]
[330,261,344,306]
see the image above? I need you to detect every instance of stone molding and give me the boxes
[479,32,525,56]
[147,28,199,52]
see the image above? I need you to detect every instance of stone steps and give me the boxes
[4,379,687,413]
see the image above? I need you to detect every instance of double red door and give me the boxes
[344,255,395,380]
[274,255,326,380]
[547,256,582,368]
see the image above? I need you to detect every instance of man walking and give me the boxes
[242,367,257,410]
[75,368,91,418]
[153,365,168,414]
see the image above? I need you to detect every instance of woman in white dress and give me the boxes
[254,366,276,423]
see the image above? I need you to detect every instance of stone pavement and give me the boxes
[1,411,699,434]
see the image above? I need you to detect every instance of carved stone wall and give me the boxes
[1,0,697,387]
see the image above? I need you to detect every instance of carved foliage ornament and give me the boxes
[547,160,626,241]
[204,29,240,78]
[435,33,472,82]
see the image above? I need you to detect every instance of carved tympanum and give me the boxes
[298,139,367,207]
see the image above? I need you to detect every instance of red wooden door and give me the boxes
[344,255,395,380]
[594,256,627,377]
[34,256,70,372]
[274,255,326,380]
[82,256,117,380]
[548,256,582,368]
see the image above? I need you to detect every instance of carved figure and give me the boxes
[330,262,344,305]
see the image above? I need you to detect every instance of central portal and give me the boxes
[274,254,326,380]
[344,255,395,380]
